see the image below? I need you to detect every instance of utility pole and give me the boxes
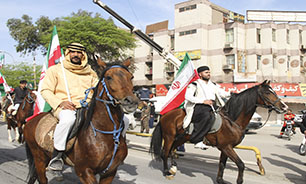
[32,52,36,90]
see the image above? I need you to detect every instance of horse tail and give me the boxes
[150,122,163,160]
[25,143,37,184]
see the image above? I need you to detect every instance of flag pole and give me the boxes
[60,56,71,102]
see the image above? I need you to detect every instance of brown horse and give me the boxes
[24,59,139,184]
[2,90,36,143]
[16,90,37,143]
[150,80,288,184]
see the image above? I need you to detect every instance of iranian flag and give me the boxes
[0,54,4,68]
[26,26,62,121]
[160,53,199,115]
[0,71,12,92]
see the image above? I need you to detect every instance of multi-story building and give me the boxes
[133,0,306,124]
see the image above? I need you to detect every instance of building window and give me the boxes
[179,4,197,12]
[257,28,261,43]
[257,55,261,70]
[226,55,235,69]
[299,30,303,44]
[179,29,197,36]
[170,35,174,51]
[273,55,277,68]
[286,29,290,44]
[272,29,276,42]
[225,28,234,43]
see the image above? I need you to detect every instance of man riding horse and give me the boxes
[184,66,230,147]
[40,43,98,171]
[7,80,28,118]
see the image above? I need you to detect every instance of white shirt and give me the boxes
[185,79,230,104]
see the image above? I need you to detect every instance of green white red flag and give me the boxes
[160,53,199,115]
[0,71,12,93]
[27,26,62,121]
[0,54,4,68]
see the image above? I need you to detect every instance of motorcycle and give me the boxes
[284,120,294,141]
[299,135,306,155]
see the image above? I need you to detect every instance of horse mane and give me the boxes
[222,85,259,121]
[82,62,129,130]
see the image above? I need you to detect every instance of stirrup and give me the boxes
[48,157,64,171]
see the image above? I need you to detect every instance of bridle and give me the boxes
[81,65,130,107]
[256,86,283,128]
[22,92,36,110]
[25,92,35,104]
[81,65,131,174]
[256,86,282,113]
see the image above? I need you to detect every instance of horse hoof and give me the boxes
[169,166,177,175]
[165,174,174,180]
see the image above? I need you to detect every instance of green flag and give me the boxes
[0,54,4,68]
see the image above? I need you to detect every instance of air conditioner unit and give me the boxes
[224,43,234,48]
[222,64,233,71]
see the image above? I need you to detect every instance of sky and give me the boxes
[1,0,306,66]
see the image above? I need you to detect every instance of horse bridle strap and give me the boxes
[256,88,281,112]
[87,65,128,174]
[22,92,35,110]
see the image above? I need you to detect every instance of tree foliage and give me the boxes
[1,63,42,88]
[7,10,137,74]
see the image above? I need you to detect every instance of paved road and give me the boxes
[0,120,305,184]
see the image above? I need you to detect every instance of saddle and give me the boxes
[186,112,223,135]
[35,108,86,154]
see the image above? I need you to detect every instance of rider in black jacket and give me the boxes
[9,80,28,116]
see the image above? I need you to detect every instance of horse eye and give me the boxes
[106,76,112,81]
[131,76,134,80]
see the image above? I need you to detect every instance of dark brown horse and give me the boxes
[150,80,288,184]
[2,89,36,143]
[16,90,36,143]
[24,59,139,184]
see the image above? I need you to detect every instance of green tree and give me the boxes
[1,63,42,89]
[7,10,137,74]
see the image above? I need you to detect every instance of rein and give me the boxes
[255,87,280,129]
[22,92,35,110]
[81,65,127,174]
[256,88,281,112]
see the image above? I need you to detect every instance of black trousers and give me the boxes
[189,104,214,143]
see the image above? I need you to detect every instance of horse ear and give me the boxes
[261,80,268,85]
[266,80,271,85]
[122,57,132,67]
[96,56,107,70]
